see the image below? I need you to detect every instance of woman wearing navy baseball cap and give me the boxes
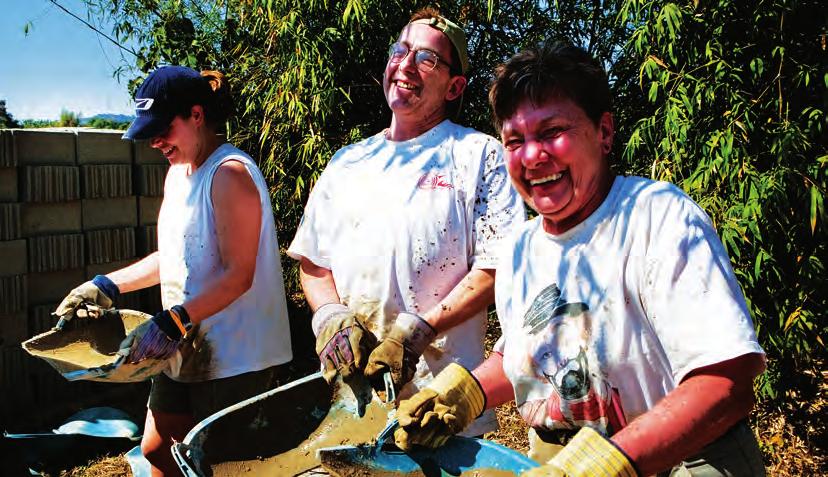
[55,65,294,474]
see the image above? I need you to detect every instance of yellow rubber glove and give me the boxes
[521,427,638,477]
[313,303,378,384]
[393,363,485,451]
[365,312,436,392]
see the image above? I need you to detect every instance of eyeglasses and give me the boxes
[387,42,451,72]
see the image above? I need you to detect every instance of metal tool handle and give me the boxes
[374,418,399,448]
[375,371,399,446]
[382,371,396,404]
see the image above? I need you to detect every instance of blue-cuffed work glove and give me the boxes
[365,312,436,392]
[120,305,191,363]
[54,275,120,320]
[521,427,638,477]
[313,303,378,384]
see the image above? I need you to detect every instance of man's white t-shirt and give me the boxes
[494,175,763,436]
[158,143,293,382]
[289,120,525,435]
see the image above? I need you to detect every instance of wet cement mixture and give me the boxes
[212,398,395,476]
[23,310,129,371]
[22,309,168,382]
[28,339,118,369]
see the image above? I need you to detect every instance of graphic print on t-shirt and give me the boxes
[518,283,628,435]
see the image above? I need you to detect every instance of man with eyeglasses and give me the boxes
[288,7,524,437]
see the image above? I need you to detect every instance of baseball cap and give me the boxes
[123,66,211,140]
[410,15,469,75]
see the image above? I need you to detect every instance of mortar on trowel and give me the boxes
[316,372,539,477]
[316,418,539,477]
[22,308,171,382]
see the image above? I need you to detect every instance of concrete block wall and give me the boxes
[0,128,168,430]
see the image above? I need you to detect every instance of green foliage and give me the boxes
[20,118,56,128]
[618,0,827,400]
[82,0,826,402]
[58,109,81,127]
[86,117,130,129]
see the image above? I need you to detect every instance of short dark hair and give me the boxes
[489,41,611,131]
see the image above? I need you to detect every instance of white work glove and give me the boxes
[54,275,120,322]
[313,303,378,384]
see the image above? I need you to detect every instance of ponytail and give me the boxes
[199,70,234,127]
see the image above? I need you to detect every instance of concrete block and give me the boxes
[0,167,17,201]
[134,141,167,164]
[20,166,81,202]
[142,285,163,312]
[113,290,143,312]
[81,164,132,198]
[0,203,21,240]
[14,129,76,165]
[0,130,16,167]
[31,361,82,407]
[81,196,137,230]
[1,345,27,391]
[27,233,84,273]
[138,196,163,225]
[76,130,132,164]
[27,268,85,306]
[21,201,82,236]
[0,239,27,277]
[137,224,158,255]
[0,274,26,313]
[86,227,135,264]
[135,164,168,196]
[85,258,135,279]
[30,303,59,336]
[0,311,28,346]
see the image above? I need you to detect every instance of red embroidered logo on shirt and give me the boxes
[417,173,454,190]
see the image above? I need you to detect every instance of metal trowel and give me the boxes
[319,432,540,477]
[318,372,400,474]
[317,372,540,476]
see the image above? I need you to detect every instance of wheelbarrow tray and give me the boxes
[172,372,394,476]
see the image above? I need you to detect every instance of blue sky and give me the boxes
[1,0,135,120]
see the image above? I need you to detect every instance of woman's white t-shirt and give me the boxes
[494,176,764,435]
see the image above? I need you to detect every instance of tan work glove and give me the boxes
[365,312,436,392]
[521,427,638,477]
[393,363,485,451]
[54,275,120,321]
[313,303,378,384]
